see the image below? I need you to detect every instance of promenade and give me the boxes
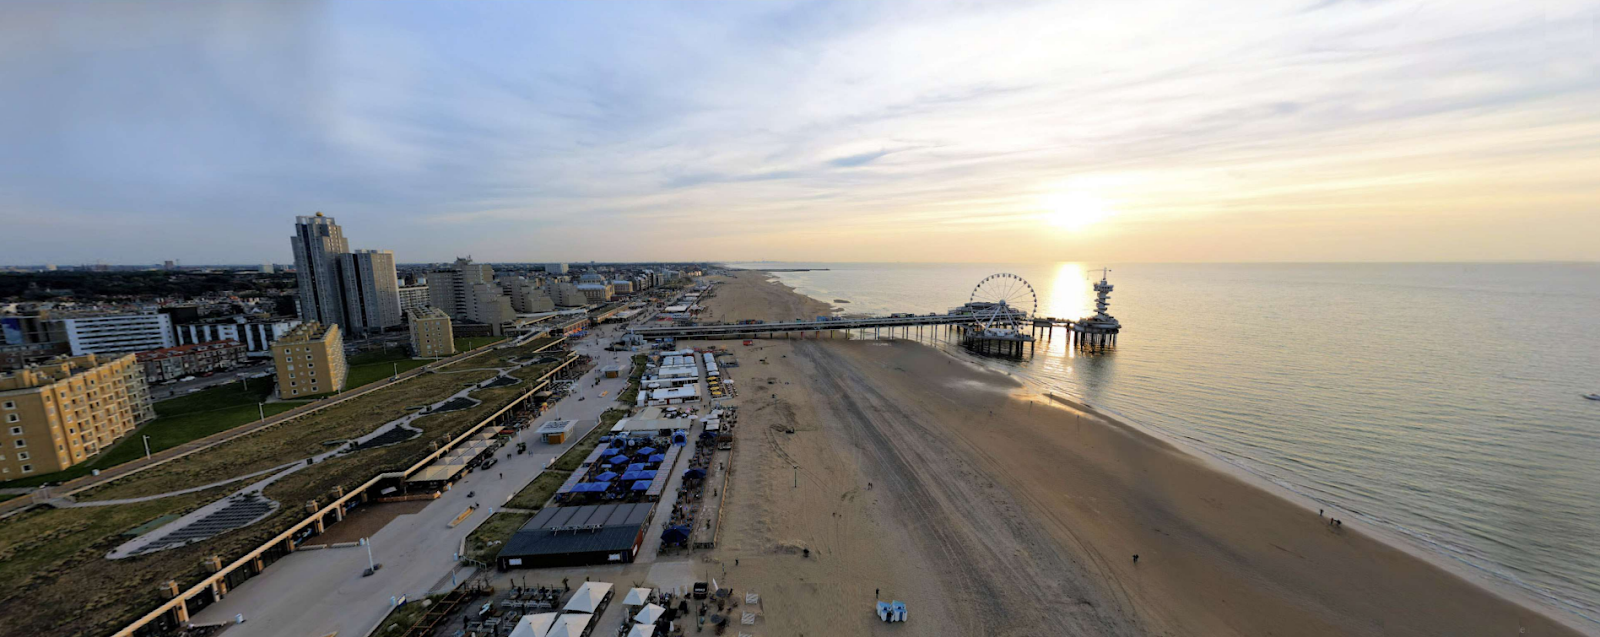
[190,332,629,637]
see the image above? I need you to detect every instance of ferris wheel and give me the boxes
[969,273,1036,331]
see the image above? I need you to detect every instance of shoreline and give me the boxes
[717,269,1591,635]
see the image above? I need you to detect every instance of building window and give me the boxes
[21,464,32,473]
[291,390,299,396]
[2,401,13,410]
[17,451,29,460]
[5,414,16,423]
[7,426,19,436]
[13,440,24,448]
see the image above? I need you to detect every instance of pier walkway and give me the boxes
[633,314,1076,340]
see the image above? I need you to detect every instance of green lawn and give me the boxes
[454,336,506,352]
[465,511,533,562]
[0,380,303,489]
[505,470,570,511]
[344,347,429,389]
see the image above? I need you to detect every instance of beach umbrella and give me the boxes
[623,587,653,606]
[626,625,655,637]
[634,603,666,625]
[594,471,619,482]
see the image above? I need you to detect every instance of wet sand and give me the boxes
[696,271,1586,636]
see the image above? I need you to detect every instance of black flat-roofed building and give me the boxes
[496,503,653,569]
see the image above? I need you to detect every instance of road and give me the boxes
[0,338,538,518]
[191,330,636,637]
[146,361,274,401]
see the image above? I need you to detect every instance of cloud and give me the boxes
[0,0,1596,264]
[828,150,893,167]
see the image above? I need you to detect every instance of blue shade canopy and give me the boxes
[649,454,666,463]
[661,526,690,543]
[683,468,706,479]
[631,480,653,491]
[594,471,620,481]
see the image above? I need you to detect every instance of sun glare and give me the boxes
[1042,191,1116,231]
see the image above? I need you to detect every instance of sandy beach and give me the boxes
[693,271,1586,636]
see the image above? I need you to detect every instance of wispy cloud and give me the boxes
[0,0,1596,264]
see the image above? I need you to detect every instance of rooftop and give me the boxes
[275,322,339,345]
[135,340,242,361]
[407,306,451,321]
[0,353,125,391]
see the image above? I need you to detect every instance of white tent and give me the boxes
[507,613,557,637]
[623,587,654,606]
[626,624,656,637]
[544,613,592,637]
[564,582,613,613]
[634,603,666,625]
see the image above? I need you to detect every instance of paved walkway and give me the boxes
[636,420,700,564]
[190,334,628,637]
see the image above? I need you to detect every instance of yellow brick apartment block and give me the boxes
[271,322,347,399]
[407,307,455,358]
[0,353,154,476]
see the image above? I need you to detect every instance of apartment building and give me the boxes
[290,213,401,335]
[398,284,430,314]
[270,322,347,398]
[172,317,302,356]
[501,277,556,313]
[407,307,455,358]
[339,249,402,333]
[0,353,154,475]
[545,281,587,308]
[136,340,246,384]
[428,258,515,330]
[291,213,350,328]
[57,312,175,356]
[575,283,613,305]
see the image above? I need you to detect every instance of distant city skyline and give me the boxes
[1,1,1597,265]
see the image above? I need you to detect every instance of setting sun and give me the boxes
[1042,191,1116,231]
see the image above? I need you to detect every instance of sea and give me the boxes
[725,261,1600,627]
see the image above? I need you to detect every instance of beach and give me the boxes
[694,271,1586,636]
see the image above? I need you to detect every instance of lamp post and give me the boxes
[142,435,152,460]
[258,403,266,421]
[392,362,398,381]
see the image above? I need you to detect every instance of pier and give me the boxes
[632,272,1122,356]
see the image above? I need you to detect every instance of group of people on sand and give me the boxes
[1320,508,1344,529]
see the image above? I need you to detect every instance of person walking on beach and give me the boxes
[1132,554,1139,564]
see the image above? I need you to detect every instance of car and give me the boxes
[178,376,197,382]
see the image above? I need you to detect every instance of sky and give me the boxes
[0,0,1596,265]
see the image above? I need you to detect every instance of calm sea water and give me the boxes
[727,262,1600,626]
